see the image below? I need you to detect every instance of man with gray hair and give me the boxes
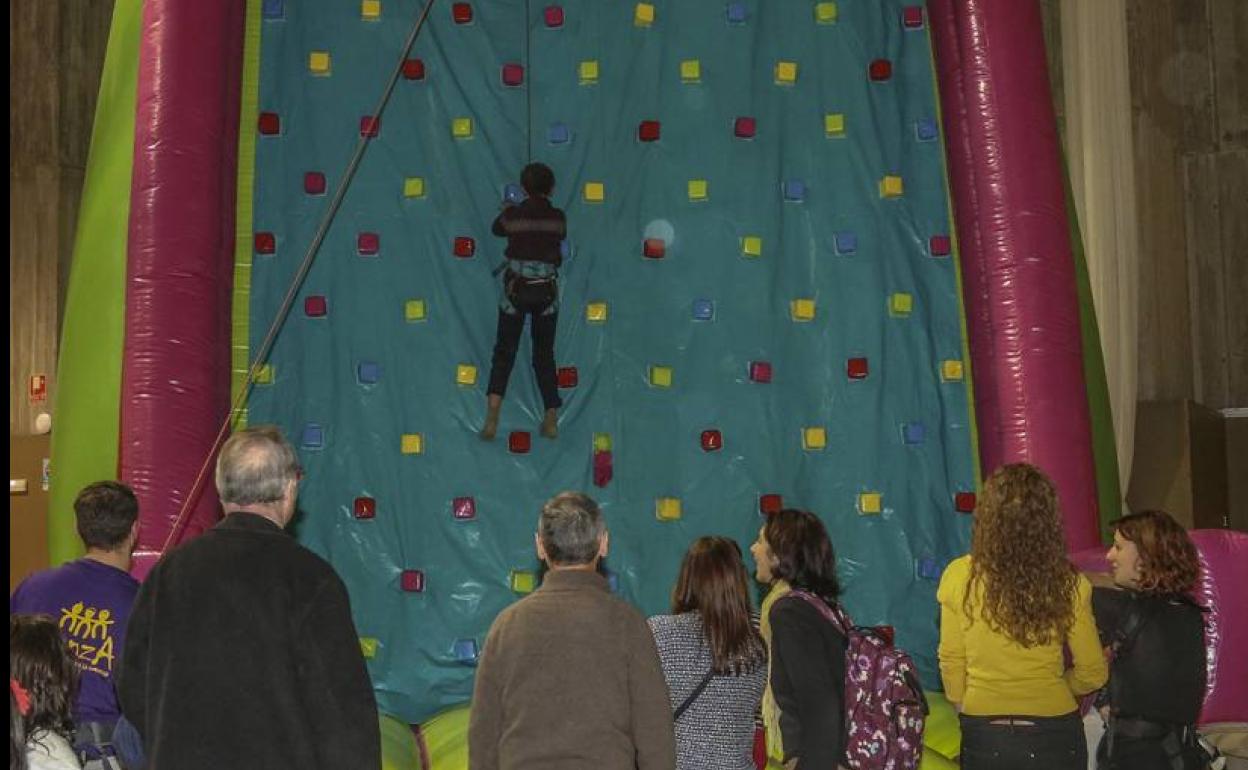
[119,426,380,769]
[468,491,676,769]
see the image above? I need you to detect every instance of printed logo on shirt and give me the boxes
[58,602,116,677]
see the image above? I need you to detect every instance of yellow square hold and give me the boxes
[253,363,275,385]
[655,497,683,521]
[579,60,600,84]
[879,175,904,198]
[400,433,424,455]
[309,51,331,75]
[649,365,673,388]
[889,292,913,316]
[775,60,798,84]
[790,298,816,322]
[452,117,473,138]
[815,2,838,23]
[802,426,827,451]
[593,433,612,452]
[941,359,965,382]
[634,2,655,26]
[585,301,608,323]
[404,299,426,322]
[359,637,379,659]
[858,492,883,514]
[741,236,763,257]
[510,570,536,594]
[403,177,425,198]
[688,179,708,201]
[583,181,605,203]
[455,364,477,386]
[680,59,701,83]
[361,0,381,20]
[824,113,846,137]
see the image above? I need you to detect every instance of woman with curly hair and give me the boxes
[937,463,1107,770]
[1091,510,1207,770]
[10,615,80,770]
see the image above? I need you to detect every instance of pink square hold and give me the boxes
[902,6,924,28]
[257,111,281,135]
[400,569,425,592]
[502,63,524,86]
[734,116,756,139]
[544,5,564,27]
[254,232,276,255]
[353,496,375,519]
[749,360,772,383]
[358,233,380,256]
[304,295,328,317]
[509,431,531,454]
[452,496,477,520]
[304,171,326,195]
[402,58,426,80]
[360,115,380,138]
[929,234,951,256]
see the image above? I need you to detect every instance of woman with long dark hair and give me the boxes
[937,463,1107,770]
[10,615,81,770]
[648,536,766,770]
[750,509,848,770]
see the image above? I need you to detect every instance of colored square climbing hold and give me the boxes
[815,2,838,24]
[727,2,748,23]
[453,638,479,664]
[585,302,608,323]
[700,429,722,452]
[759,494,783,515]
[544,5,564,27]
[583,181,604,202]
[360,115,380,138]
[782,179,806,201]
[304,295,327,317]
[790,298,816,321]
[688,179,708,201]
[361,0,381,20]
[301,423,324,448]
[508,431,531,454]
[593,433,612,452]
[561,240,572,261]
[359,637,379,659]
[634,2,655,27]
[741,236,763,257]
[400,569,425,592]
[455,364,477,386]
[548,123,571,144]
[254,232,276,255]
[579,60,599,84]
[902,421,926,445]
[509,570,536,594]
[453,496,477,519]
[824,112,846,137]
[917,557,942,580]
[802,427,827,450]
[452,2,473,23]
[404,299,426,322]
[504,183,523,203]
[916,117,938,142]
[834,231,857,255]
[401,433,424,454]
[454,236,476,258]
[775,60,798,85]
[955,492,977,513]
[655,497,682,521]
[353,496,376,519]
[734,116,756,138]
[879,174,904,198]
[257,111,281,135]
[358,232,380,256]
[889,292,913,316]
[403,177,425,198]
[902,5,925,28]
[680,59,701,83]
[308,51,331,75]
[643,238,665,259]
[847,357,869,380]
[452,117,473,138]
[557,366,578,388]
[941,359,965,382]
[304,172,326,195]
[858,492,882,514]
[638,120,661,142]
[691,299,714,320]
[262,0,284,19]
[749,360,772,383]
[253,363,275,384]
[502,63,525,87]
[649,365,673,388]
[929,234,952,257]
[869,59,893,81]
[402,58,425,80]
[357,361,382,384]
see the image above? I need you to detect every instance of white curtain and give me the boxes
[1061,0,1140,503]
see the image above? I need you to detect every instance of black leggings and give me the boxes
[959,712,1086,770]
[486,303,561,411]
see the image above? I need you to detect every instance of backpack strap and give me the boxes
[673,668,715,721]
[786,590,850,635]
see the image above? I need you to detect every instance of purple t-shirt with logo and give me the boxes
[10,558,140,724]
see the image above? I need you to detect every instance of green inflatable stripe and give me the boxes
[48,0,143,564]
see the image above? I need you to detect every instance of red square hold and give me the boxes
[360,115,380,138]
[869,59,893,82]
[400,569,425,592]
[642,238,665,259]
[452,496,477,520]
[749,360,772,383]
[257,111,281,135]
[454,236,476,258]
[955,492,977,513]
[544,5,563,27]
[700,429,722,452]
[502,63,524,87]
[759,494,783,515]
[358,233,380,256]
[305,295,328,317]
[452,2,472,23]
[557,366,578,388]
[734,116,756,138]
[402,58,426,80]
[929,235,951,256]
[508,431,531,454]
[353,496,376,519]
[847,357,869,380]
[304,171,326,195]
[902,6,924,28]
[254,232,276,255]
[638,120,661,142]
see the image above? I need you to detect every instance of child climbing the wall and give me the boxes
[481,162,566,441]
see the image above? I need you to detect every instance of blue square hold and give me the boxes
[834,231,857,255]
[917,557,943,580]
[726,2,748,23]
[605,570,620,594]
[902,421,926,445]
[916,117,938,142]
[548,123,570,145]
[358,361,382,385]
[692,299,715,321]
[782,179,806,202]
[262,0,284,19]
[452,638,479,665]
[503,183,524,204]
[560,240,572,261]
[301,423,324,449]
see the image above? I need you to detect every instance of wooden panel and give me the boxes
[1228,413,1248,532]
[1185,154,1231,408]
[1217,150,1248,405]
[9,0,60,163]
[1209,0,1248,148]
[58,0,115,171]
[10,434,52,590]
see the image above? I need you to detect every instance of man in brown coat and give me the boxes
[468,491,676,770]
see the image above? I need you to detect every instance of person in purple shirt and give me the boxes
[10,481,140,753]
